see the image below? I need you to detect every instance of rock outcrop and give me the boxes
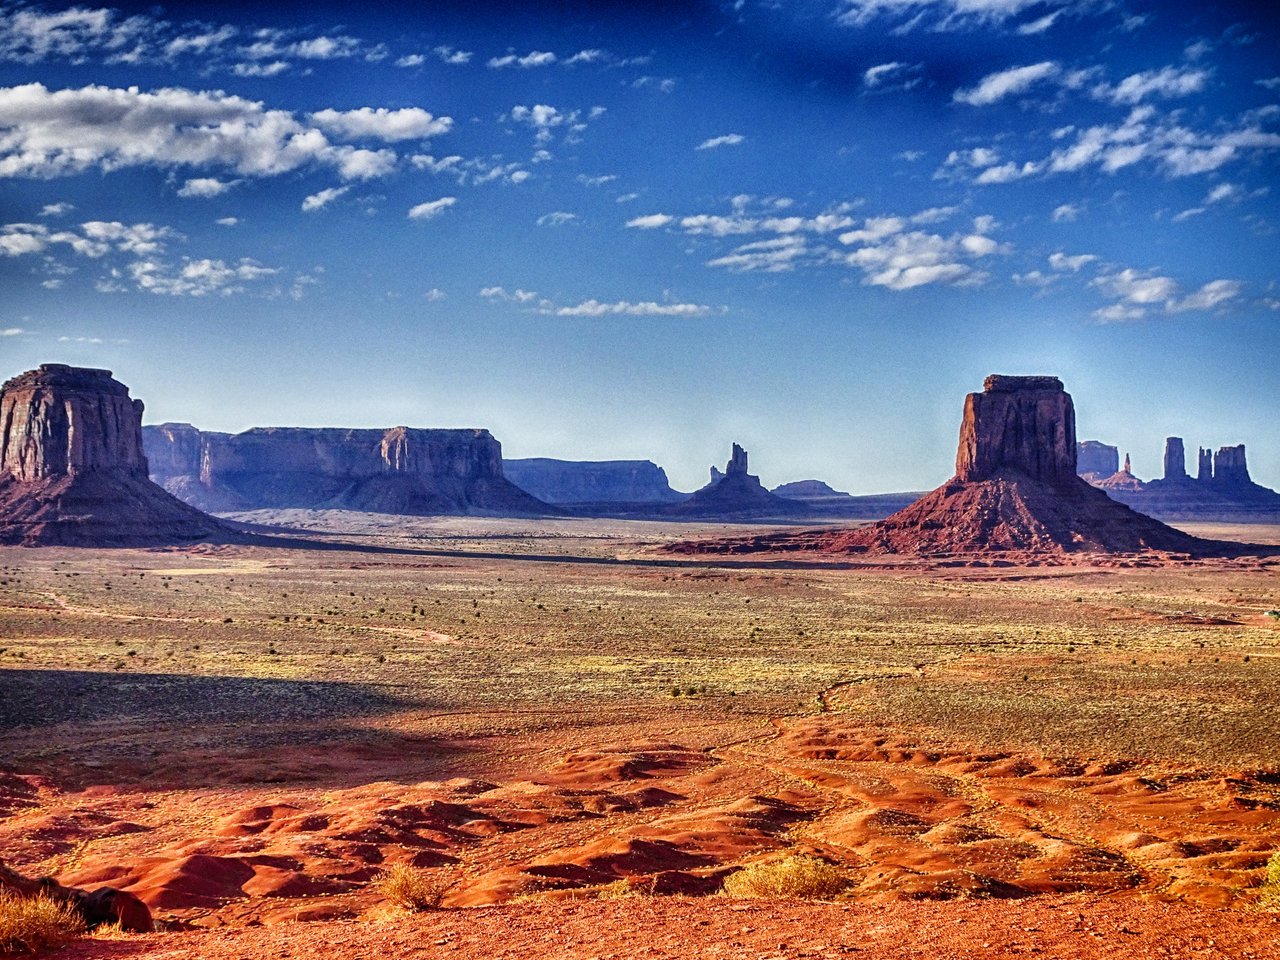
[502,458,685,505]
[771,479,849,499]
[1163,437,1187,481]
[0,860,153,933]
[1093,437,1280,522]
[143,423,551,517]
[1076,441,1119,481]
[668,375,1219,558]
[1095,453,1144,492]
[664,444,808,518]
[0,365,224,546]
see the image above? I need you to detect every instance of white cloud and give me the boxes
[1,220,173,258]
[488,50,557,69]
[1,326,25,335]
[0,83,412,182]
[1172,207,1205,222]
[1205,182,1239,204]
[1016,11,1060,34]
[231,60,288,77]
[310,107,452,142]
[433,46,471,65]
[1168,278,1242,312]
[1096,66,1209,105]
[626,213,673,229]
[39,202,73,217]
[552,299,712,317]
[864,61,911,87]
[395,54,425,67]
[410,153,529,186]
[1051,203,1080,222]
[1093,267,1178,304]
[480,286,538,302]
[130,257,278,296]
[632,76,676,93]
[1048,251,1096,271]
[423,288,446,301]
[0,6,152,64]
[706,235,810,273]
[508,104,582,144]
[177,176,238,198]
[301,186,349,212]
[954,106,1280,183]
[954,62,1060,106]
[536,211,576,226]
[407,197,457,220]
[837,0,1070,31]
[696,133,745,150]
[215,216,238,226]
[577,173,617,187]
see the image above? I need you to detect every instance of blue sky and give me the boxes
[0,0,1277,493]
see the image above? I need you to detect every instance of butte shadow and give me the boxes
[662,375,1280,563]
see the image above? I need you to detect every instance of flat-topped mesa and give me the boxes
[142,423,551,516]
[1164,437,1188,481]
[0,364,148,482]
[1077,441,1119,479]
[1213,444,1250,486]
[955,375,1076,484]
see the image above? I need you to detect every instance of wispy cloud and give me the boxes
[301,186,349,212]
[696,133,745,150]
[407,197,457,220]
[954,62,1060,106]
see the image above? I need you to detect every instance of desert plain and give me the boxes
[2,513,1279,958]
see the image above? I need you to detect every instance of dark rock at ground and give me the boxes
[0,365,224,546]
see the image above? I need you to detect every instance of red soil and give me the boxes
[54,895,1280,960]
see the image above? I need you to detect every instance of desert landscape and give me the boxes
[3,0,1280,956]
[2,365,1279,957]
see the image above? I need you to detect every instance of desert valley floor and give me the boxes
[2,513,1279,958]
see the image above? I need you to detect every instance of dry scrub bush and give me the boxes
[1260,852,1280,910]
[0,892,85,954]
[596,878,654,900]
[373,864,452,912]
[721,854,850,901]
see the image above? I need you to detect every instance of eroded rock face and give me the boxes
[1163,437,1187,481]
[0,365,148,482]
[1198,447,1213,482]
[1076,441,1119,479]
[955,375,1076,484]
[0,365,223,546]
[143,424,551,517]
[1213,445,1250,486]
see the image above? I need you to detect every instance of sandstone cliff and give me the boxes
[502,458,685,505]
[0,365,224,546]
[143,423,551,517]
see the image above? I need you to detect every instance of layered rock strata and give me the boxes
[0,365,225,546]
[143,423,551,517]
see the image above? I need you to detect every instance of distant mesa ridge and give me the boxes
[1075,435,1280,521]
[662,442,809,518]
[143,422,552,517]
[502,457,685,505]
[667,374,1228,558]
[0,365,223,546]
